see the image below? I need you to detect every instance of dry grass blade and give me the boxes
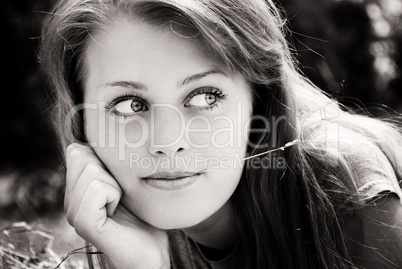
[0,222,85,269]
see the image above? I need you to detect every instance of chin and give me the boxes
[145,212,209,230]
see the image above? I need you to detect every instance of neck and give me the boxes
[182,200,239,253]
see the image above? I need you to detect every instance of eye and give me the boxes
[184,87,227,109]
[187,93,216,107]
[115,100,146,113]
[105,94,148,116]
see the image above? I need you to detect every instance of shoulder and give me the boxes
[341,136,402,200]
[305,125,402,198]
[320,125,402,200]
[343,194,402,268]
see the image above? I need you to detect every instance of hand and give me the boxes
[64,143,170,269]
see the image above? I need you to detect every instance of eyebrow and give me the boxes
[178,69,228,87]
[100,81,147,91]
[100,69,228,91]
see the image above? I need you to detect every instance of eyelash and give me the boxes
[104,87,227,117]
[104,93,146,118]
[183,87,227,109]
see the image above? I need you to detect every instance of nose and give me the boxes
[149,144,187,156]
[148,104,190,156]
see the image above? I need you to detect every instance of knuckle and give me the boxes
[110,186,119,197]
[88,179,104,191]
[66,144,75,155]
[66,150,86,169]
[66,143,81,154]
[112,186,122,199]
[85,162,103,175]
[68,146,93,163]
[69,147,86,159]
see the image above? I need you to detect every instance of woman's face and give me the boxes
[83,19,253,229]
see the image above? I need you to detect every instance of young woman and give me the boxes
[39,0,402,268]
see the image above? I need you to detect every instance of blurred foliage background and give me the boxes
[0,0,401,227]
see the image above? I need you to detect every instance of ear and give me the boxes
[358,194,402,269]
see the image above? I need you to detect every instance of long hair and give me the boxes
[39,0,402,268]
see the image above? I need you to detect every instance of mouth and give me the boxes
[141,171,204,190]
[142,171,203,180]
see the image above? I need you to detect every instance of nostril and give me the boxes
[150,147,187,156]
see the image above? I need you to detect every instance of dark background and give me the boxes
[1,0,401,222]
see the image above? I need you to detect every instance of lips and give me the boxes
[141,171,204,191]
[142,171,203,180]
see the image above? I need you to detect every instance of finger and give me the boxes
[66,163,122,225]
[65,146,104,210]
[66,144,103,181]
[66,162,122,223]
[73,180,121,239]
[66,143,91,158]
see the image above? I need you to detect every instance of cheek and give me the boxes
[85,108,147,150]
[113,117,149,161]
[186,104,251,152]
[84,109,148,180]
[84,107,105,148]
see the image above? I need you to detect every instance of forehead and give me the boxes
[92,19,204,55]
[82,19,228,86]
